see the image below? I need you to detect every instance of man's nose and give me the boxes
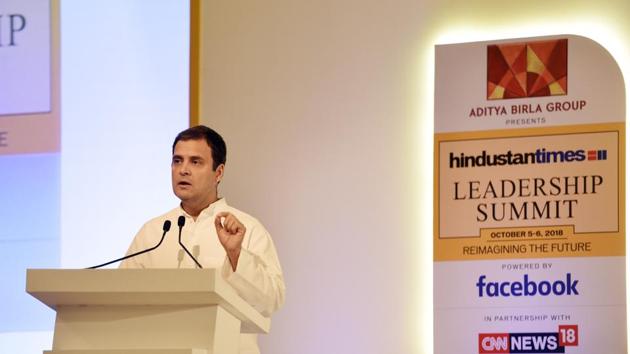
[179,162,191,175]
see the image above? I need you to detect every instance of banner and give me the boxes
[0,0,59,332]
[0,0,49,116]
[0,0,59,155]
[434,35,626,353]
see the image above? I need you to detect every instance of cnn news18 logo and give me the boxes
[479,325,578,353]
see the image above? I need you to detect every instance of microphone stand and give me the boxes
[87,220,172,269]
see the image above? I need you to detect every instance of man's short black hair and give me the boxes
[172,125,227,170]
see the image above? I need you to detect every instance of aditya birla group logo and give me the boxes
[487,39,568,100]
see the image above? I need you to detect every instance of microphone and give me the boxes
[177,216,203,268]
[87,220,172,269]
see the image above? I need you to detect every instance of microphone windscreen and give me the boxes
[178,215,186,227]
[163,220,171,232]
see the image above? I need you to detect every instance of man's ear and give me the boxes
[215,164,225,184]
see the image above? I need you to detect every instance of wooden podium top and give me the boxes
[26,268,270,333]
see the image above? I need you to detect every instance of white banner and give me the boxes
[0,0,50,116]
[434,35,626,354]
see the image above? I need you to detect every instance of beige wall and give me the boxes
[196,1,630,353]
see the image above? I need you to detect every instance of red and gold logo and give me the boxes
[487,39,567,100]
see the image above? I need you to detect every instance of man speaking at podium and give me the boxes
[120,125,285,354]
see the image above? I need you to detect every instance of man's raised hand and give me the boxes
[214,212,246,270]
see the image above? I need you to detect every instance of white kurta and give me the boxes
[120,198,285,354]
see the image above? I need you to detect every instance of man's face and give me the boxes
[171,139,223,206]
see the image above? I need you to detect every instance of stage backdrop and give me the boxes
[0,2,189,350]
[434,35,626,353]
[0,0,60,332]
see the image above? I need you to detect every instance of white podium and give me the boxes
[26,269,270,354]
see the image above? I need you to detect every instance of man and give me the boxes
[121,125,285,354]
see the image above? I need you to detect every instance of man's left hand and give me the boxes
[214,212,246,271]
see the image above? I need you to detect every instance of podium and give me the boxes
[26,269,270,354]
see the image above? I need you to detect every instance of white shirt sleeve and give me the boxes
[221,223,285,317]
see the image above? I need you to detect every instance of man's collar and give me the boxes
[178,198,227,220]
